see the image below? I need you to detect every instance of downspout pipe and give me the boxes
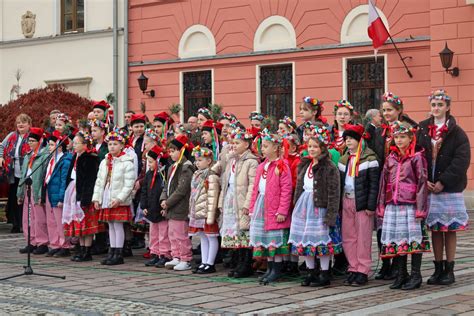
[123,0,129,122]
[113,0,118,126]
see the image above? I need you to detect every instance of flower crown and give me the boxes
[56,113,70,123]
[231,127,254,140]
[282,133,300,145]
[105,130,125,143]
[192,145,213,159]
[305,123,331,145]
[117,128,130,142]
[145,128,160,142]
[77,131,94,147]
[279,116,297,130]
[229,118,242,129]
[383,92,403,106]
[88,119,108,130]
[219,112,235,121]
[334,100,354,113]
[261,128,282,144]
[197,107,211,117]
[391,121,416,135]
[429,89,451,102]
[249,111,264,122]
[303,96,324,108]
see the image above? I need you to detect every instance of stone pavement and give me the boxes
[0,212,473,315]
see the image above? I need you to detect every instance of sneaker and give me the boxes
[174,261,192,271]
[144,255,160,267]
[164,258,180,269]
[155,256,171,268]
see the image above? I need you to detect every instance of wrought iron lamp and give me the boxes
[439,42,459,77]
[137,71,156,97]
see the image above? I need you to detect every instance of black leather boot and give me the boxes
[258,261,273,281]
[427,260,444,285]
[390,256,408,289]
[301,268,317,286]
[234,249,253,278]
[286,261,300,277]
[107,248,124,265]
[438,261,455,285]
[228,249,243,277]
[262,261,283,285]
[375,258,391,280]
[310,270,331,287]
[71,246,85,261]
[101,248,115,265]
[122,240,133,257]
[402,254,422,290]
[385,257,398,280]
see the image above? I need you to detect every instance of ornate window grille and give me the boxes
[183,71,212,120]
[260,64,293,120]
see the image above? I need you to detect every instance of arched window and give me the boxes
[254,16,296,52]
[178,25,216,58]
[341,5,389,44]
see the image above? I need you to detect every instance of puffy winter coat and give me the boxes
[190,164,220,225]
[249,159,293,230]
[377,148,428,219]
[44,152,73,207]
[160,158,196,221]
[92,153,136,206]
[338,147,380,212]
[66,152,99,208]
[417,115,471,193]
[218,149,259,230]
[294,155,341,226]
[17,147,50,203]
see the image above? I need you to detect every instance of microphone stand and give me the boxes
[1,135,69,281]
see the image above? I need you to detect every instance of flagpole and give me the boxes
[373,4,413,78]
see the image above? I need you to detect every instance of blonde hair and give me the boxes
[16,113,32,125]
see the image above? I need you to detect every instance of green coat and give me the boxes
[17,147,50,203]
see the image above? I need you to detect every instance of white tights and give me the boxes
[305,255,330,270]
[108,221,125,248]
[199,232,219,265]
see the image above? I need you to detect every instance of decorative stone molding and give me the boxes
[178,25,216,58]
[21,11,36,38]
[341,5,389,44]
[44,77,93,98]
[254,16,296,52]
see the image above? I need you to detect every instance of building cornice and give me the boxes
[0,28,124,48]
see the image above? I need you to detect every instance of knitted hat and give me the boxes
[130,113,147,126]
[28,127,44,142]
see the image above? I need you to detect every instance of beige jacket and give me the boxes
[191,164,221,225]
[218,149,259,230]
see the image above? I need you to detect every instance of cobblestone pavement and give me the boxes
[0,212,473,315]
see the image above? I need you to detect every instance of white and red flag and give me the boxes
[367,0,389,54]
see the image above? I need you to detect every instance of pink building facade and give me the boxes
[128,0,474,195]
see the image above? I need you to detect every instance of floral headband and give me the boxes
[145,128,160,142]
[56,113,70,123]
[249,111,265,122]
[192,145,213,159]
[105,130,125,143]
[77,131,94,147]
[303,96,324,108]
[231,127,254,140]
[334,99,354,113]
[282,133,300,145]
[279,116,297,130]
[305,123,331,145]
[391,121,416,135]
[229,118,242,129]
[383,92,403,106]
[88,119,108,130]
[117,128,130,142]
[219,112,235,121]
[429,89,451,102]
[261,128,282,144]
[197,107,211,117]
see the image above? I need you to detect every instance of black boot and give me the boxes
[375,259,391,280]
[301,268,317,286]
[107,248,124,265]
[101,248,115,265]
[234,249,253,278]
[286,261,300,277]
[427,260,444,285]
[122,240,133,257]
[385,257,398,280]
[390,256,408,289]
[228,249,243,277]
[402,254,422,290]
[332,253,348,277]
[258,261,273,281]
[438,261,455,285]
[81,246,93,262]
[91,232,109,255]
[71,246,85,261]
[262,261,283,285]
[144,254,160,267]
[19,244,36,254]
[310,270,331,287]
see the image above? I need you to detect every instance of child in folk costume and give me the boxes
[54,113,70,135]
[219,127,259,278]
[142,145,171,267]
[302,122,340,165]
[338,124,380,286]
[249,112,265,129]
[377,121,430,290]
[92,130,136,265]
[201,120,223,159]
[296,97,327,142]
[64,132,102,262]
[331,100,354,155]
[249,130,293,285]
[160,135,196,271]
[289,124,342,287]
[189,146,220,274]
[17,128,50,255]
[417,90,471,285]
[90,119,108,162]
[152,111,174,144]
[42,131,73,257]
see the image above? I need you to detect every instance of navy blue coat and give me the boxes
[44,152,73,207]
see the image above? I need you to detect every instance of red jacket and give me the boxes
[286,153,301,190]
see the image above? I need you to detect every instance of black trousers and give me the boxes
[7,177,22,229]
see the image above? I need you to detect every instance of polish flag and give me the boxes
[367,0,389,52]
